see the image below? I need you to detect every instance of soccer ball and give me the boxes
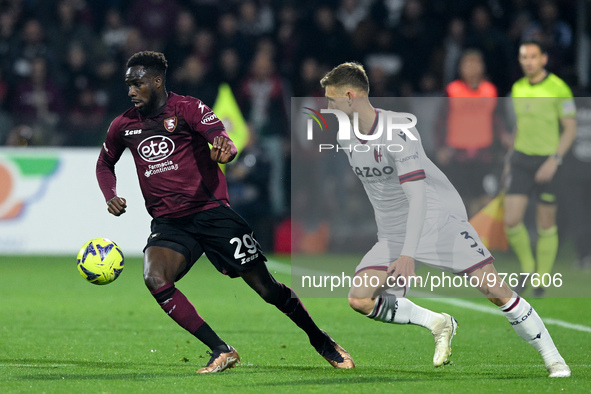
[76,238,124,285]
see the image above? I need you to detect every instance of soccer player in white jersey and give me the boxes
[319,62,570,377]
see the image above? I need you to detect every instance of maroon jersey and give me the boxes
[96,92,237,218]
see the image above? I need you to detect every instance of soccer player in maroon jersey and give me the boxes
[96,51,354,373]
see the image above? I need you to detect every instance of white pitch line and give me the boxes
[267,260,591,333]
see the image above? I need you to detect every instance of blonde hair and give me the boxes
[320,62,369,93]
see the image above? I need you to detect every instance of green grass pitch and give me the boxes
[1,253,589,393]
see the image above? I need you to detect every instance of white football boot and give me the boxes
[432,313,458,367]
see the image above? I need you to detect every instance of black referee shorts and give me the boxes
[143,205,267,279]
[506,151,559,204]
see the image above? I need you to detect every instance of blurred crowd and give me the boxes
[0,0,579,146]
[0,0,582,249]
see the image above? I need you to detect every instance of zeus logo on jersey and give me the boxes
[138,136,175,162]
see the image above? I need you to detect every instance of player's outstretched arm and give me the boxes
[107,196,127,217]
[210,136,236,164]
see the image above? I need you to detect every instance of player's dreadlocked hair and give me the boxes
[126,51,168,78]
[320,62,370,94]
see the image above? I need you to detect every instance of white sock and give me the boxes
[500,291,564,366]
[367,295,443,331]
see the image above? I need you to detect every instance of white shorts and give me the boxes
[354,216,494,296]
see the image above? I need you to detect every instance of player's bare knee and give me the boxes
[348,297,373,315]
[143,269,169,292]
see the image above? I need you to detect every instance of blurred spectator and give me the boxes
[396,0,442,93]
[381,0,408,28]
[293,57,325,97]
[239,51,288,141]
[362,25,402,86]
[442,17,466,86]
[213,47,243,92]
[437,50,505,217]
[163,9,197,72]
[47,0,98,65]
[349,16,380,60]
[336,0,370,34]
[101,7,131,58]
[465,4,513,95]
[0,69,15,144]
[239,51,289,215]
[11,19,55,80]
[171,55,217,105]
[522,0,573,73]
[11,56,65,137]
[237,0,274,38]
[184,0,219,30]
[217,11,252,62]
[226,137,273,251]
[275,2,302,79]
[119,27,147,65]
[63,89,107,146]
[191,29,216,71]
[0,8,21,76]
[5,124,34,147]
[367,65,397,97]
[61,42,92,107]
[507,6,534,83]
[401,71,443,97]
[127,0,180,50]
[93,56,129,115]
[303,5,353,67]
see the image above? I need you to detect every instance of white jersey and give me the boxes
[337,109,467,242]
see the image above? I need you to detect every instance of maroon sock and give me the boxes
[151,283,227,351]
[151,283,204,333]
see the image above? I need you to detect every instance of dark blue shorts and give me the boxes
[144,205,267,279]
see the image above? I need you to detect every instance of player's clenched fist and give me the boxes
[107,196,127,216]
